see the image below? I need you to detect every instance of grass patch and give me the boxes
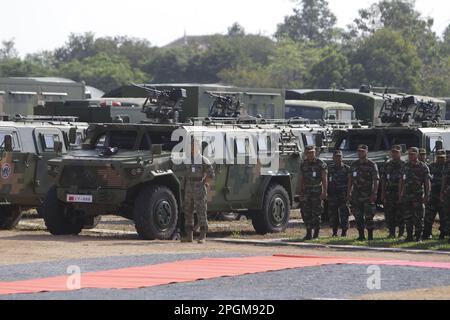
[289,230,450,252]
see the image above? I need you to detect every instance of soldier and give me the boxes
[419,148,428,164]
[441,156,450,244]
[381,145,405,238]
[423,150,447,240]
[327,150,350,237]
[299,145,328,240]
[399,147,431,242]
[347,145,379,241]
[182,139,215,244]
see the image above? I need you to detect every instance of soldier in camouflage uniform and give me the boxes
[299,145,328,240]
[327,150,350,237]
[419,148,429,165]
[182,139,215,244]
[381,145,405,238]
[347,145,379,241]
[441,157,450,244]
[400,147,431,242]
[423,150,447,240]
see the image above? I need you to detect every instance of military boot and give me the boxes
[198,227,207,244]
[405,225,414,242]
[398,225,405,238]
[367,229,374,241]
[303,229,312,241]
[439,232,446,240]
[181,227,194,243]
[332,227,338,237]
[341,229,348,237]
[313,228,320,239]
[448,237,450,244]
[422,224,432,240]
[415,231,423,242]
[357,229,366,241]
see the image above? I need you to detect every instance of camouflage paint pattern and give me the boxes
[425,161,446,233]
[382,159,405,229]
[327,162,350,230]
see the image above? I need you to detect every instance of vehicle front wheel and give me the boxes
[0,206,22,230]
[42,187,83,236]
[252,184,291,235]
[133,185,178,240]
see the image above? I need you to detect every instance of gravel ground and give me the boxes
[2,263,450,300]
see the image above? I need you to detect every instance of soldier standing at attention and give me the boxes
[381,145,405,238]
[182,139,215,244]
[399,147,431,242]
[423,150,447,240]
[347,145,379,241]
[327,150,350,237]
[441,155,450,244]
[299,146,328,240]
[419,148,429,164]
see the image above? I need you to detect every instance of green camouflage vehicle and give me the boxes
[0,117,88,229]
[41,113,328,239]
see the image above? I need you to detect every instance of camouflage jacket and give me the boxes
[300,158,327,191]
[328,163,349,195]
[402,161,430,197]
[184,155,215,188]
[442,161,450,194]
[350,159,379,197]
[382,159,405,192]
[429,162,446,197]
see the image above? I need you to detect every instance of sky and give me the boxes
[1,0,449,56]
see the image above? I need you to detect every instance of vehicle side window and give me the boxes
[0,131,20,151]
[95,134,107,148]
[41,134,61,151]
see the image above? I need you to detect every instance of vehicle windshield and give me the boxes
[286,106,324,120]
[334,131,420,151]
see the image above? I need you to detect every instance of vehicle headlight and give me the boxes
[129,168,143,177]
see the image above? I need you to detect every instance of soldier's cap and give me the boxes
[391,145,402,153]
[357,144,369,151]
[305,145,316,152]
[419,148,427,154]
[333,150,343,156]
[436,149,447,158]
[408,147,419,154]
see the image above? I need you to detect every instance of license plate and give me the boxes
[66,194,93,203]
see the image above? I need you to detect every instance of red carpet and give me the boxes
[1,255,450,296]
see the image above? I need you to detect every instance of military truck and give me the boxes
[441,98,450,120]
[103,84,286,121]
[285,100,355,122]
[0,117,89,229]
[41,112,328,240]
[0,77,86,117]
[287,87,446,126]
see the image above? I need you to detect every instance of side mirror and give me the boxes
[4,135,13,152]
[68,128,77,144]
[54,141,63,155]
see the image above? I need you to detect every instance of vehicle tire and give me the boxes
[83,216,101,230]
[134,185,178,240]
[0,206,22,230]
[42,186,83,236]
[252,184,290,235]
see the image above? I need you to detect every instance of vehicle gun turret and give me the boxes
[378,94,415,124]
[133,84,187,123]
[206,92,243,118]
[412,99,441,123]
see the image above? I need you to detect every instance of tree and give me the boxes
[309,47,350,88]
[59,53,147,92]
[0,39,18,60]
[228,23,245,37]
[275,0,338,45]
[350,28,423,92]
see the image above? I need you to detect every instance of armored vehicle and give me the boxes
[104,84,286,121]
[287,87,446,126]
[41,115,328,240]
[0,117,88,229]
[441,98,450,120]
[0,77,86,117]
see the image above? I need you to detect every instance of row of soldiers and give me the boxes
[299,145,450,243]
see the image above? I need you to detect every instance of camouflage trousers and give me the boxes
[327,194,350,230]
[424,197,446,233]
[384,193,404,230]
[443,194,450,235]
[352,195,376,231]
[403,195,425,235]
[301,190,323,230]
[184,181,208,229]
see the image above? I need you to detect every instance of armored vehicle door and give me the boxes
[224,134,260,202]
[0,129,32,198]
[33,128,67,196]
